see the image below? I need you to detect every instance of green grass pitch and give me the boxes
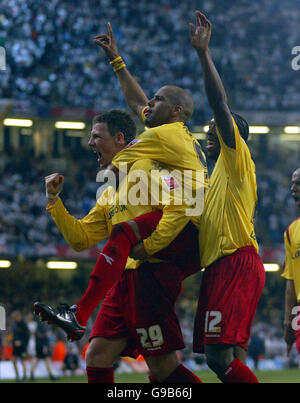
[2,369,299,383]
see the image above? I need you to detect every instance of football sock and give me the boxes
[86,366,114,383]
[221,358,259,383]
[148,374,159,383]
[163,364,202,383]
[76,222,138,326]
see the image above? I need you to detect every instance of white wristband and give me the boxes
[46,190,60,200]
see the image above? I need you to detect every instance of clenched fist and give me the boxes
[45,173,64,202]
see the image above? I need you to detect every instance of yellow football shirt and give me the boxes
[47,158,194,268]
[112,119,208,230]
[281,217,300,302]
[199,117,259,268]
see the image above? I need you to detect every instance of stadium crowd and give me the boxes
[0,0,299,125]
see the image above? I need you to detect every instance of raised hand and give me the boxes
[94,22,119,61]
[45,173,64,202]
[190,11,212,52]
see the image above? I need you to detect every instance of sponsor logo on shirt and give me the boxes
[124,139,142,149]
[161,175,179,191]
[292,249,300,260]
[108,205,128,220]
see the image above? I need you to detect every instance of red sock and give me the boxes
[76,223,138,326]
[86,366,114,383]
[222,358,258,383]
[163,364,202,383]
[148,374,159,383]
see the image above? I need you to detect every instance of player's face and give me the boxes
[88,123,124,169]
[145,88,174,128]
[206,120,220,161]
[291,169,300,209]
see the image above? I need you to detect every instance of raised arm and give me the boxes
[190,11,235,148]
[45,173,109,251]
[94,23,149,122]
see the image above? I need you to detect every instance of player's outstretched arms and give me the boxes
[190,11,235,148]
[94,22,148,122]
[45,173,64,205]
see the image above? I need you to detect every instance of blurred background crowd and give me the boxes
[0,0,300,380]
[0,0,299,124]
[0,142,298,258]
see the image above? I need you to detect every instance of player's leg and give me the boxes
[145,352,202,383]
[193,247,265,383]
[204,344,247,371]
[205,343,259,383]
[75,211,163,327]
[126,262,202,383]
[85,337,128,383]
[85,280,136,383]
[234,345,247,364]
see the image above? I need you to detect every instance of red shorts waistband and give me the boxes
[208,246,258,269]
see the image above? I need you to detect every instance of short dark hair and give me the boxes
[231,112,249,142]
[163,86,194,122]
[93,110,136,144]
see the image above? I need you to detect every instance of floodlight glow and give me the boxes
[249,126,270,134]
[4,118,33,127]
[0,260,12,268]
[55,121,86,130]
[46,261,78,270]
[264,264,280,272]
[284,126,300,134]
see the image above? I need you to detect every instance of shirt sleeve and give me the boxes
[216,116,253,182]
[46,197,109,252]
[281,229,294,280]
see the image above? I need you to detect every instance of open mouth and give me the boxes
[144,108,152,117]
[92,149,103,164]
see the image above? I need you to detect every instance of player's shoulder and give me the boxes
[285,216,300,244]
[130,158,156,170]
[148,122,185,137]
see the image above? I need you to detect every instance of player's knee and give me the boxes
[145,352,179,382]
[205,345,234,375]
[85,338,115,368]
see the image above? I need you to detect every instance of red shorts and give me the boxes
[294,308,300,354]
[90,261,186,357]
[193,247,265,353]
